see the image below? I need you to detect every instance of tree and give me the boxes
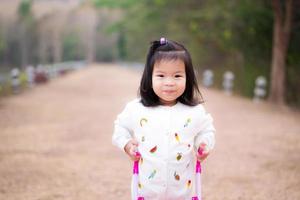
[18,0,34,69]
[269,0,294,104]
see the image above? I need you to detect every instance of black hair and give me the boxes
[139,38,204,107]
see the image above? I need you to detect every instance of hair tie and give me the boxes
[160,37,167,45]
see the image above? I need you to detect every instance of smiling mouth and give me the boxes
[163,90,176,94]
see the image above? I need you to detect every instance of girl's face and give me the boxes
[152,59,186,106]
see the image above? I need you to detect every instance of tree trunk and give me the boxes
[53,30,62,63]
[269,0,293,104]
[38,31,48,64]
[20,23,29,69]
[82,5,98,64]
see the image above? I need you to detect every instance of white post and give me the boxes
[11,68,20,94]
[253,76,267,102]
[222,71,235,95]
[26,66,35,88]
[202,69,214,88]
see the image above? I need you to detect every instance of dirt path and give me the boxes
[0,64,299,200]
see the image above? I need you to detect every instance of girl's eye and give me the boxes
[157,74,164,77]
[175,75,182,78]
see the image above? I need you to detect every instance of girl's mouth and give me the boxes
[163,90,176,94]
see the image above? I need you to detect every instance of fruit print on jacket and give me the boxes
[187,180,192,188]
[148,169,157,179]
[175,133,180,142]
[174,171,180,181]
[184,118,191,127]
[176,152,182,161]
[149,146,157,153]
[140,118,148,127]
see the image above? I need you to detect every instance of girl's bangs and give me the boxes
[153,51,187,63]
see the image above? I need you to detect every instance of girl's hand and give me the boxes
[124,139,140,161]
[197,143,210,162]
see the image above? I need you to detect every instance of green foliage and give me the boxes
[104,22,122,34]
[0,71,29,97]
[231,0,273,61]
[19,71,27,84]
[94,0,299,106]
[96,46,115,62]
[117,30,127,60]
[93,0,138,8]
[18,0,32,18]
[0,31,6,59]
[63,33,84,61]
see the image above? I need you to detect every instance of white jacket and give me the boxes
[112,99,215,200]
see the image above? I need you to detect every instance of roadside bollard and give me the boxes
[253,76,267,102]
[49,64,58,79]
[34,65,48,84]
[26,66,35,88]
[222,71,234,95]
[202,69,214,88]
[11,68,20,94]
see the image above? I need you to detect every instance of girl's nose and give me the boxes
[164,78,175,86]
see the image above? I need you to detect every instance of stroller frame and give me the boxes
[132,149,203,200]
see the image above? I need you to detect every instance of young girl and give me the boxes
[112,38,215,200]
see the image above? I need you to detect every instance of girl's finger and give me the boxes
[200,143,206,147]
[199,143,207,150]
[130,148,137,156]
[131,139,139,146]
[130,151,141,161]
[197,150,209,161]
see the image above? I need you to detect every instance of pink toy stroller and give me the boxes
[132,149,203,200]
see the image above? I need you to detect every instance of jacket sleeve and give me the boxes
[194,106,216,151]
[112,102,134,152]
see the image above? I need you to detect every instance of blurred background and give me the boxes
[0,1,300,199]
[0,0,299,105]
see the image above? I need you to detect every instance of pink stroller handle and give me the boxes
[133,152,141,174]
[192,148,204,200]
[132,152,144,200]
[196,148,203,173]
[132,149,204,200]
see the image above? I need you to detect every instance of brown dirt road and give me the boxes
[0,64,299,200]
